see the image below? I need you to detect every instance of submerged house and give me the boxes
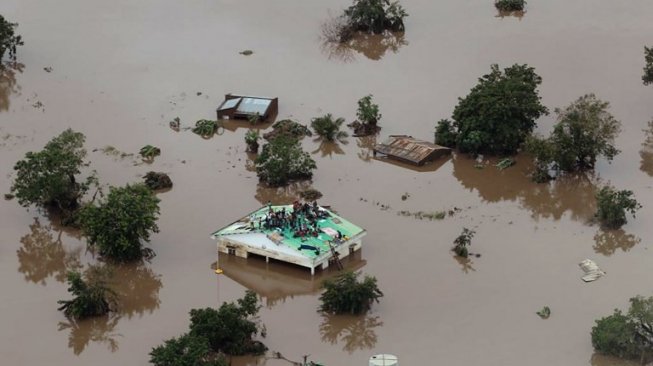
[216,94,278,122]
[210,204,366,275]
[373,135,451,166]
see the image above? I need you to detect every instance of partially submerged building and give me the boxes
[216,94,278,122]
[373,135,451,166]
[211,204,366,275]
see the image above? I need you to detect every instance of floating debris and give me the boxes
[579,259,606,282]
[143,171,173,190]
[397,210,446,220]
[536,306,551,319]
[239,50,254,56]
[169,117,180,131]
[401,192,410,201]
[4,193,14,200]
[43,67,53,73]
[94,145,134,159]
[496,158,515,170]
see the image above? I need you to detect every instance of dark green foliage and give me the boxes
[495,0,526,12]
[453,227,475,258]
[189,291,267,355]
[192,119,220,138]
[0,15,23,61]
[591,296,653,363]
[344,0,408,34]
[319,271,383,315]
[245,129,260,153]
[595,186,641,229]
[57,270,116,319]
[356,95,381,127]
[255,135,317,186]
[140,145,161,160]
[434,119,458,148]
[11,129,97,216]
[643,47,653,85]
[79,184,160,261]
[311,114,348,142]
[450,64,548,155]
[536,306,551,319]
[149,334,228,366]
[263,119,312,141]
[143,172,173,190]
[524,135,555,182]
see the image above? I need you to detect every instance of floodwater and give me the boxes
[1,0,652,365]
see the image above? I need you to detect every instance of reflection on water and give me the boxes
[496,10,525,20]
[453,155,597,221]
[454,255,476,274]
[255,180,314,205]
[319,313,382,353]
[17,218,82,285]
[590,352,641,366]
[640,120,653,176]
[311,139,346,158]
[357,135,377,162]
[373,154,450,173]
[0,63,23,112]
[222,119,274,133]
[58,315,121,355]
[322,31,408,62]
[218,251,366,308]
[593,229,641,256]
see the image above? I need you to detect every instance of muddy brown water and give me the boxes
[1,0,653,365]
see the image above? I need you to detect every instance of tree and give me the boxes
[448,64,548,155]
[319,271,383,315]
[595,186,641,229]
[150,334,227,366]
[140,145,161,161]
[0,15,23,62]
[434,119,457,148]
[495,0,526,12]
[452,228,475,258]
[11,129,97,217]
[189,291,267,355]
[79,184,160,262]
[591,296,653,363]
[311,114,348,142]
[643,46,653,85]
[255,135,316,186]
[57,269,117,319]
[344,0,408,34]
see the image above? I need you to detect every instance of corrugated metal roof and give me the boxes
[374,135,450,165]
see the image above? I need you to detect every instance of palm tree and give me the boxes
[311,114,348,142]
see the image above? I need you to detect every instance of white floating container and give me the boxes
[369,354,398,366]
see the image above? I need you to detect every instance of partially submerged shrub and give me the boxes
[143,171,173,190]
[319,271,383,315]
[643,46,653,86]
[453,228,475,258]
[350,95,382,136]
[255,136,316,186]
[263,119,312,141]
[245,129,260,153]
[299,188,323,201]
[150,334,228,366]
[57,269,117,319]
[595,186,641,229]
[344,0,408,34]
[192,119,220,138]
[311,113,348,142]
[0,15,24,62]
[495,0,526,12]
[140,145,161,160]
[434,119,458,148]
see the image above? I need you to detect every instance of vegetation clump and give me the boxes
[192,119,220,138]
[255,135,317,186]
[150,334,228,366]
[591,296,653,363]
[349,95,382,136]
[11,129,97,218]
[495,0,526,12]
[0,15,23,62]
[143,171,173,190]
[244,129,260,153]
[526,94,621,181]
[263,119,312,141]
[311,113,348,142]
[57,269,116,319]
[319,271,383,315]
[344,0,407,34]
[643,46,653,85]
[453,228,475,258]
[140,145,161,161]
[79,184,160,262]
[299,188,323,201]
[436,64,548,155]
[595,186,641,229]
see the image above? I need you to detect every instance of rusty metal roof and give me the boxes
[374,135,451,165]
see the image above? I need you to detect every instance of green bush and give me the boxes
[244,129,260,153]
[57,269,116,319]
[79,184,160,261]
[143,172,173,190]
[0,15,23,61]
[140,145,161,160]
[344,0,408,34]
[595,186,641,229]
[150,334,228,366]
[643,46,653,85]
[192,119,220,138]
[434,119,458,148]
[449,64,548,155]
[255,135,316,186]
[319,271,383,315]
[263,119,312,141]
[311,114,348,142]
[453,228,475,258]
[495,0,526,12]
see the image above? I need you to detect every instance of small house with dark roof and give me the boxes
[373,135,451,166]
[216,94,278,122]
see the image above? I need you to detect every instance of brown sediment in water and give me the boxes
[1,0,653,365]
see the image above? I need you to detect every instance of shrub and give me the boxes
[149,334,228,366]
[311,114,348,142]
[595,186,641,229]
[495,0,526,12]
[319,271,383,315]
[643,46,653,85]
[263,119,312,141]
[453,228,475,258]
[192,119,220,138]
[79,184,160,261]
[434,119,458,148]
[255,135,316,186]
[11,129,97,217]
[143,172,173,190]
[356,95,382,126]
[140,145,161,160]
[57,269,117,319]
[449,64,548,155]
[0,15,23,62]
[344,0,408,34]
[245,129,260,153]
